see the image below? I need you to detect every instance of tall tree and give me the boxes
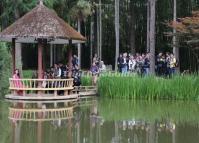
[147,0,150,53]
[149,0,156,74]
[168,10,199,71]
[99,0,102,60]
[173,0,179,71]
[115,0,120,71]
[129,1,136,55]
[70,0,91,68]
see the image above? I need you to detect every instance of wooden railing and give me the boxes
[73,86,97,92]
[73,86,97,96]
[9,78,74,91]
[9,107,73,121]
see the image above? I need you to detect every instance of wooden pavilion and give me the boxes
[0,0,87,100]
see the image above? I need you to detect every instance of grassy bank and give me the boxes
[98,74,199,100]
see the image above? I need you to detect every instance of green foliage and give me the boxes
[0,43,11,97]
[98,74,199,100]
[81,75,92,86]
[23,70,34,78]
[70,0,91,21]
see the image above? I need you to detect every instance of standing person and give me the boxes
[136,55,143,75]
[90,62,99,86]
[53,63,61,78]
[143,53,150,75]
[117,53,123,73]
[170,53,176,75]
[157,53,165,76]
[99,61,106,73]
[165,52,171,77]
[72,55,78,67]
[93,53,99,67]
[12,69,23,95]
[128,55,136,72]
[121,53,128,73]
[140,54,146,75]
[59,62,66,79]
[162,54,167,76]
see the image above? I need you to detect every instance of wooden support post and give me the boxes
[12,38,16,74]
[37,39,44,95]
[38,39,43,80]
[68,40,73,78]
[64,90,68,96]
[54,90,57,97]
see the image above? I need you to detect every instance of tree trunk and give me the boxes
[115,0,120,71]
[78,19,81,68]
[173,0,180,72]
[97,6,100,58]
[90,17,94,66]
[149,0,156,74]
[147,1,150,53]
[99,0,102,61]
[130,1,136,55]
[93,8,98,55]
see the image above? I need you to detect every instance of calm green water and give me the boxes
[1,98,199,143]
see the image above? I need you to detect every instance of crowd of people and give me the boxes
[117,52,177,77]
[32,54,82,87]
[12,52,178,91]
[90,54,106,85]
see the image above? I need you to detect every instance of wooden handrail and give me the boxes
[9,78,74,91]
[73,86,97,92]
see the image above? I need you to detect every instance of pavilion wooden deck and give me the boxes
[5,93,79,101]
[7,78,97,101]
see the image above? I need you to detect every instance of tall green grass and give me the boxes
[81,76,92,86]
[98,74,199,100]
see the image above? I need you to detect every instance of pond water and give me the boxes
[1,98,199,143]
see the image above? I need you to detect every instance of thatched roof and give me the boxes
[0,2,86,44]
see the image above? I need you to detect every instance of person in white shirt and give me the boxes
[53,63,61,78]
[128,56,136,72]
[99,61,106,72]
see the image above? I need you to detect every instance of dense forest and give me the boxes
[0,0,199,73]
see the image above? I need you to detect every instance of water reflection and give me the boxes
[1,98,199,143]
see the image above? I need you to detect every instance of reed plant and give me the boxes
[81,76,92,86]
[98,74,199,100]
